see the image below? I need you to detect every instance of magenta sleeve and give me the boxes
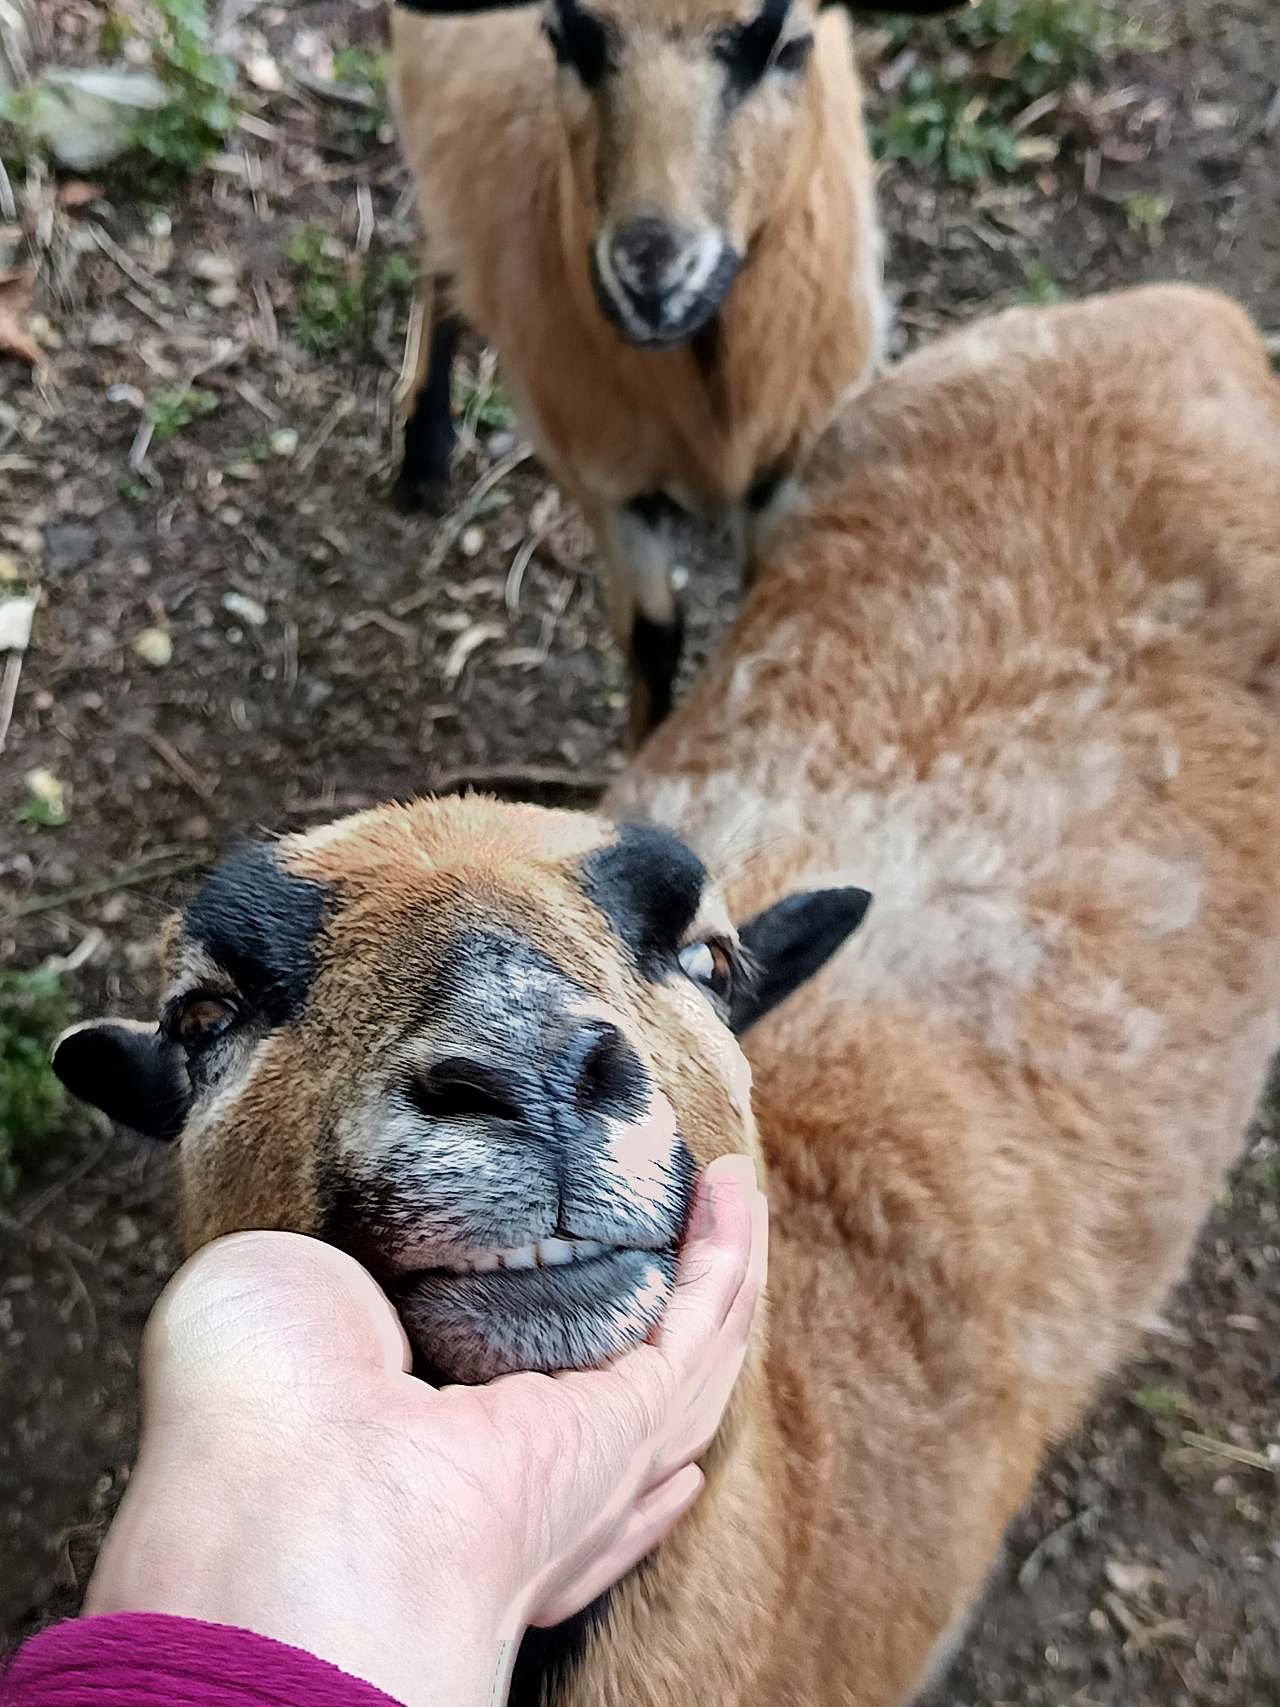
[1,1613,408,1707]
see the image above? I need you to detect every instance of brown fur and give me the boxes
[69,285,1280,1705]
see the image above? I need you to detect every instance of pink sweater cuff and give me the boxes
[1,1613,406,1707]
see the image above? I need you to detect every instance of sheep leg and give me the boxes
[394,277,458,513]
[595,498,686,750]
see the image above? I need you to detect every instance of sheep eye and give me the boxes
[773,33,812,74]
[678,939,734,1003]
[172,994,238,1047]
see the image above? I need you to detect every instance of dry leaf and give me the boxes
[0,266,40,366]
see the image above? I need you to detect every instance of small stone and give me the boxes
[41,522,95,574]
[223,591,268,627]
[460,526,485,558]
[220,507,243,527]
[132,626,173,668]
[86,312,129,348]
[99,895,128,925]
[24,767,67,821]
[243,52,283,92]
[147,211,172,238]
[0,595,36,651]
[190,250,239,284]
[111,1215,140,1249]
[268,427,298,458]
[1104,1559,1163,1597]
[0,553,18,582]
[1213,1474,1239,1497]
[487,430,516,458]
[106,383,145,408]
[207,283,239,310]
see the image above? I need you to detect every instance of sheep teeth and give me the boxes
[446,1237,606,1276]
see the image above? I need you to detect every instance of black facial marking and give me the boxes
[394,308,458,514]
[51,1022,191,1141]
[582,823,707,980]
[732,888,872,1033]
[715,0,794,96]
[545,0,614,87]
[183,842,331,1027]
[626,491,687,530]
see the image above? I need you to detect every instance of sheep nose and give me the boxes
[411,1023,646,1133]
[609,218,683,298]
[553,1021,646,1122]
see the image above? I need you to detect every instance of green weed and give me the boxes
[1124,192,1173,246]
[872,0,1151,184]
[331,47,390,136]
[1018,259,1067,304]
[126,0,238,178]
[1131,1385,1192,1420]
[287,225,364,354]
[0,969,72,1193]
[148,385,218,439]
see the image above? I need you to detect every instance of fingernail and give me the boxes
[705,1152,758,1193]
[687,1154,755,1241]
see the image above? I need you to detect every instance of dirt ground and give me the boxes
[2,0,1279,1697]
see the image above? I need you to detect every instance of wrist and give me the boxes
[86,1439,520,1707]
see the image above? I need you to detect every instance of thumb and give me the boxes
[142,1231,412,1422]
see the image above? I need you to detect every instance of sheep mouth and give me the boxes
[392,1242,680,1385]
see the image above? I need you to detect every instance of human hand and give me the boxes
[86,1153,767,1707]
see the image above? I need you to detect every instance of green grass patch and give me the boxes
[0,969,72,1194]
[871,0,1158,185]
[148,385,219,440]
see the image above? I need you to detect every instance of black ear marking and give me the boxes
[51,1019,191,1141]
[731,887,871,1034]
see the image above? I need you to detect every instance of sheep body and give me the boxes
[597,283,1280,1704]
[52,285,1280,1705]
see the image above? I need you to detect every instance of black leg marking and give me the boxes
[630,604,685,739]
[746,459,790,515]
[394,310,459,513]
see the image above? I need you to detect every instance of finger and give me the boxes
[143,1231,412,1420]
[541,1159,764,1498]
[528,1465,704,1629]
[647,1164,767,1480]
[652,1153,765,1373]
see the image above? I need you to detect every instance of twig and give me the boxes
[0,152,15,224]
[505,522,553,618]
[0,648,23,752]
[143,729,218,801]
[1181,1430,1275,1473]
[391,446,533,617]
[295,395,355,474]
[16,1135,115,1226]
[355,181,374,255]
[253,277,278,354]
[54,1242,98,1343]
[86,222,170,302]
[2,850,212,922]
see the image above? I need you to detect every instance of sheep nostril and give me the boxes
[411,1057,526,1124]
[567,1023,647,1120]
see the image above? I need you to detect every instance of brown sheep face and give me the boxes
[52,797,868,1382]
[550,0,824,346]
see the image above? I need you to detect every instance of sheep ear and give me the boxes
[395,0,537,13]
[51,1019,190,1141]
[821,0,970,14]
[730,888,871,1035]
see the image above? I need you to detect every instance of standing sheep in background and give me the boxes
[389,0,965,743]
[52,285,1280,1705]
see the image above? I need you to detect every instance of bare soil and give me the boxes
[2,0,1278,1697]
